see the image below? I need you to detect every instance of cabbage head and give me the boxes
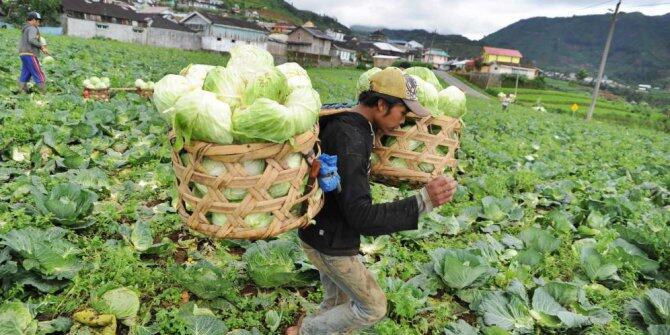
[356,67,382,96]
[180,64,215,88]
[33,182,97,228]
[285,87,321,135]
[411,75,440,116]
[203,66,246,110]
[438,86,467,118]
[241,67,289,106]
[244,212,273,229]
[370,153,380,166]
[0,301,38,335]
[198,160,265,202]
[200,157,227,176]
[419,163,435,173]
[268,153,303,198]
[43,56,55,64]
[96,287,140,326]
[153,74,197,116]
[385,125,422,151]
[390,158,409,169]
[227,45,274,84]
[232,98,296,143]
[173,90,233,148]
[242,240,318,287]
[404,66,443,90]
[276,62,312,90]
[224,160,265,202]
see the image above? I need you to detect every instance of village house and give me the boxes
[373,55,399,68]
[61,0,201,50]
[180,11,268,53]
[326,29,346,42]
[272,22,296,34]
[266,33,288,62]
[331,40,357,65]
[176,0,226,11]
[479,46,538,79]
[369,29,387,42]
[422,48,449,69]
[369,42,406,58]
[405,40,424,50]
[286,24,333,60]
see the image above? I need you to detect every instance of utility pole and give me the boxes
[586,0,621,121]
[514,72,520,96]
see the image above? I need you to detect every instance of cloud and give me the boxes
[289,0,670,40]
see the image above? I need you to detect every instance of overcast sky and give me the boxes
[288,0,670,40]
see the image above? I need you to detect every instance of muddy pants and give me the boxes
[299,241,387,335]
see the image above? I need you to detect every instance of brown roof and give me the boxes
[198,12,265,32]
[61,0,146,21]
[298,26,334,41]
[332,40,357,52]
[62,0,195,33]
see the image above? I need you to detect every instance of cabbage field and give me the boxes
[1,29,669,335]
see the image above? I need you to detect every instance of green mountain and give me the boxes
[480,12,670,86]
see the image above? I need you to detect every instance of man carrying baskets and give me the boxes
[288,67,458,334]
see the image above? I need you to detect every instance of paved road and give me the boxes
[434,70,491,100]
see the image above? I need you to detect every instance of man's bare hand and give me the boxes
[425,175,458,208]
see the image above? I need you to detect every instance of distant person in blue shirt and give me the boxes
[18,11,48,93]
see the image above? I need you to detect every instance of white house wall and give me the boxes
[200,24,267,52]
[65,17,200,51]
[148,28,201,50]
[202,36,267,52]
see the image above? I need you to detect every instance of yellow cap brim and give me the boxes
[403,99,431,117]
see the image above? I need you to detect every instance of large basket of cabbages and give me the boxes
[155,46,325,240]
[322,67,465,187]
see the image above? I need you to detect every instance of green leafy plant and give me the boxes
[92,287,140,327]
[626,288,670,335]
[515,227,561,266]
[0,227,81,292]
[170,260,240,302]
[0,301,38,335]
[384,277,427,319]
[430,248,496,290]
[32,182,97,228]
[119,221,172,255]
[242,240,318,288]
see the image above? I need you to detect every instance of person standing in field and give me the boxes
[18,11,47,93]
[286,67,458,335]
[501,94,511,111]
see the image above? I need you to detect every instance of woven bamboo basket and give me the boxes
[320,107,461,187]
[137,88,154,98]
[83,88,110,101]
[171,128,324,240]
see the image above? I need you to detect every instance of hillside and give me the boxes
[481,12,670,86]
[231,0,350,32]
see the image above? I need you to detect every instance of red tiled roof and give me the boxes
[483,46,523,58]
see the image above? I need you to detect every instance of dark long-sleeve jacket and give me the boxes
[299,112,419,256]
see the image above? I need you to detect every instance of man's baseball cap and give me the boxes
[27,12,42,21]
[369,67,432,117]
